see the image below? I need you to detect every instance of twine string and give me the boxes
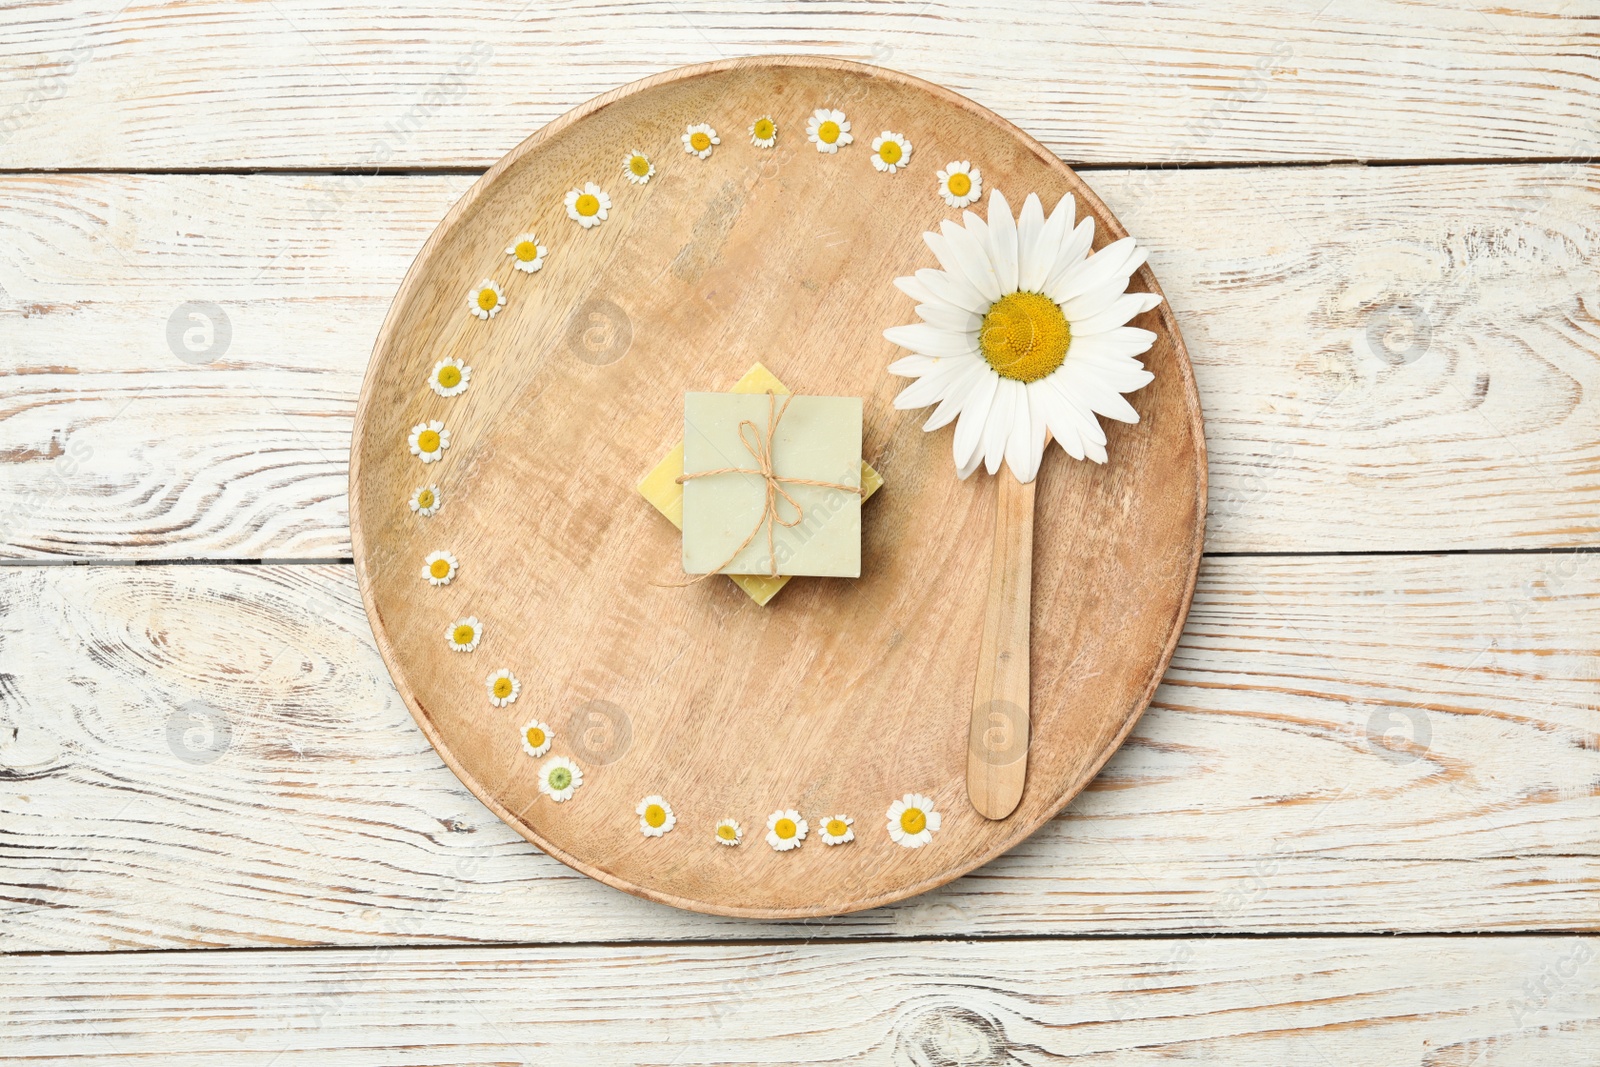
[676,390,862,580]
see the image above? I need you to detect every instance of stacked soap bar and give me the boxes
[637,363,882,606]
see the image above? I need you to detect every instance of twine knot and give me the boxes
[676,390,861,580]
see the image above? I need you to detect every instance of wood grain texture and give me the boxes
[2,553,1595,952]
[967,474,1033,820]
[5,163,1599,559]
[3,1,1597,168]
[348,57,1205,917]
[3,937,1597,1064]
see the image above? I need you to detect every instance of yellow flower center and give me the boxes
[525,726,544,747]
[878,140,902,165]
[514,240,539,261]
[415,489,435,509]
[494,677,514,698]
[774,817,797,840]
[826,819,849,837]
[429,558,452,579]
[717,824,738,841]
[476,287,498,311]
[437,365,461,388]
[629,155,650,176]
[416,430,441,453]
[452,624,475,646]
[899,807,927,835]
[753,118,774,140]
[947,172,971,197]
[689,131,712,152]
[817,120,840,144]
[644,804,667,828]
[980,291,1071,383]
[575,193,600,217]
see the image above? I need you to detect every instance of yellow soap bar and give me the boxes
[638,362,883,606]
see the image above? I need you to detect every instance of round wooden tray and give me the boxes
[350,56,1206,918]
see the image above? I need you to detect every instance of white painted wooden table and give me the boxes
[3,2,1598,1063]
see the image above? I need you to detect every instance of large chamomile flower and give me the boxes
[884,189,1161,481]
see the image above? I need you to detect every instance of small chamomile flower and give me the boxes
[446,616,482,653]
[565,183,610,228]
[429,357,470,397]
[637,795,676,837]
[749,116,777,148]
[469,279,504,319]
[887,793,941,848]
[871,132,912,174]
[623,150,654,184]
[519,717,551,756]
[765,809,807,851]
[818,815,855,845]
[537,755,582,802]
[937,161,982,208]
[806,108,853,153]
[421,550,458,586]
[409,485,441,516]
[682,123,719,159]
[408,420,449,463]
[714,819,743,846]
[488,669,521,708]
[505,233,546,273]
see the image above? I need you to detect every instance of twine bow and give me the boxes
[677,390,862,580]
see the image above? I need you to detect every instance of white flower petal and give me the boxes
[986,189,1019,295]
[1051,236,1140,303]
[981,377,1016,475]
[1081,325,1160,357]
[922,361,989,431]
[938,219,1003,302]
[1004,378,1041,483]
[893,273,940,306]
[914,266,990,317]
[952,366,999,470]
[1060,253,1149,320]
[1015,192,1050,292]
[1061,360,1144,423]
[1044,216,1096,294]
[887,355,940,377]
[884,322,979,359]
[1073,292,1163,336]
[893,358,976,409]
[917,302,983,333]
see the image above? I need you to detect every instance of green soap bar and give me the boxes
[682,392,862,578]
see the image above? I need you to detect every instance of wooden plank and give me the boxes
[1,553,1595,952]
[3,1,1597,168]
[2,937,1597,1063]
[3,164,1600,558]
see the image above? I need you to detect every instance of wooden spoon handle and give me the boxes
[967,473,1035,820]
